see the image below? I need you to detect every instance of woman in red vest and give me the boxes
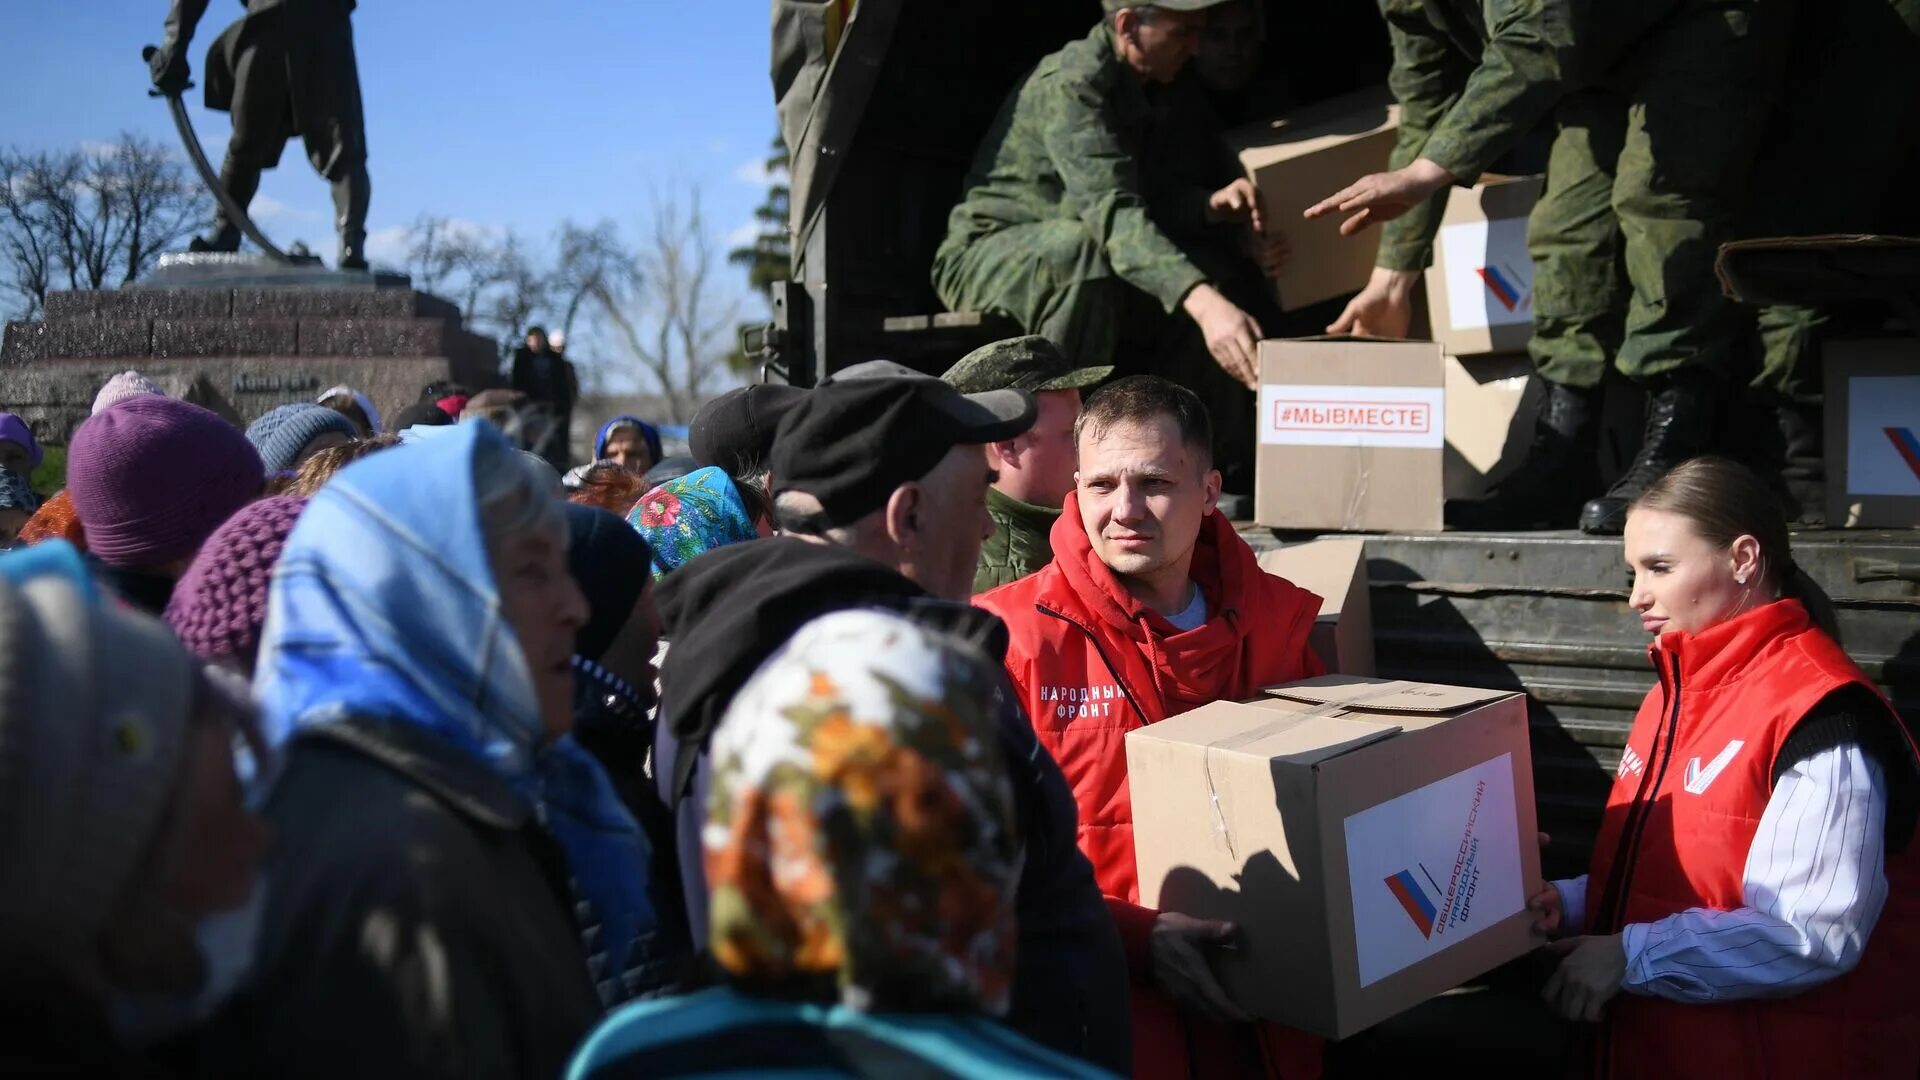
[1528,457,1920,1077]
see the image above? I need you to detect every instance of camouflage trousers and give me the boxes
[1742,0,1920,403]
[932,219,1270,487]
[931,220,1134,372]
[1526,0,1793,390]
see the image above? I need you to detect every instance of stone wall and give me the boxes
[1,285,500,447]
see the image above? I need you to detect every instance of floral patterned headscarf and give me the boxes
[705,609,1022,1014]
[627,466,759,579]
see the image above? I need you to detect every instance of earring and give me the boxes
[1736,574,1748,585]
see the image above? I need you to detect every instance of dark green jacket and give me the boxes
[937,23,1230,313]
[974,488,1062,595]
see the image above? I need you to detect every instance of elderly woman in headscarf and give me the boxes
[0,468,40,548]
[566,609,1116,1079]
[626,465,767,580]
[220,421,658,1078]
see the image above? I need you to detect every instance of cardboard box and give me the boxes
[1231,87,1400,312]
[1128,675,1541,1040]
[1255,337,1445,532]
[1824,339,1920,527]
[1443,353,1542,501]
[1423,176,1543,357]
[1257,538,1375,676]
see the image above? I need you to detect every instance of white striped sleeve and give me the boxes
[1619,744,1888,1003]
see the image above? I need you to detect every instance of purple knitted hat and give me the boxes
[67,396,265,569]
[164,495,308,663]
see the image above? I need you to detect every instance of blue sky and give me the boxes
[4,1,782,318]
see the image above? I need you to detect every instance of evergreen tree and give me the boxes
[729,135,791,298]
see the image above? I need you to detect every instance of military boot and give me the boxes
[1445,379,1601,531]
[1749,399,1826,528]
[1577,370,1721,535]
[333,166,371,271]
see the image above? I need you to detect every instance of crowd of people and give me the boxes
[0,327,1913,1078]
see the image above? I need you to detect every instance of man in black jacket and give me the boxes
[653,375,1133,1074]
[510,326,579,471]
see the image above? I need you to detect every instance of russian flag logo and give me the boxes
[1476,265,1525,312]
[1385,867,1440,938]
[1887,428,1920,481]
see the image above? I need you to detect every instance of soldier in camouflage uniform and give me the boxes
[1734,0,1920,523]
[932,0,1287,484]
[941,336,1112,594]
[1307,0,1794,534]
[149,0,371,270]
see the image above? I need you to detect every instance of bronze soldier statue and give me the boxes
[148,0,371,270]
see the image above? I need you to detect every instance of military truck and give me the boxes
[750,2,1920,1063]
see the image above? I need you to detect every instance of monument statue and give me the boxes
[146,0,371,271]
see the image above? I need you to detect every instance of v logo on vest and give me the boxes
[1683,740,1746,795]
[1617,746,1645,780]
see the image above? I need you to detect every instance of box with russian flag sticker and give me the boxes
[1422,175,1543,358]
[1126,675,1541,1039]
[1825,339,1920,528]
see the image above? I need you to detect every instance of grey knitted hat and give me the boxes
[246,403,359,473]
[0,543,195,978]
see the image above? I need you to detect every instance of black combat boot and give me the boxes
[1445,379,1601,530]
[1577,370,1721,535]
[1748,399,1826,527]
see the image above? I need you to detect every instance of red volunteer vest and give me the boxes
[1584,599,1920,1079]
[978,501,1325,1080]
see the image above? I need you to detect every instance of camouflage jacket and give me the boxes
[938,22,1230,313]
[974,487,1062,595]
[1375,0,1687,270]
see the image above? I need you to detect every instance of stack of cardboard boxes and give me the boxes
[1231,95,1546,532]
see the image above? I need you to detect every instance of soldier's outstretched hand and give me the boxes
[1305,159,1454,236]
[148,44,191,96]
[1327,267,1419,337]
[1208,178,1265,235]
[1183,284,1263,390]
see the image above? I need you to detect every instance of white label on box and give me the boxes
[1260,384,1445,449]
[1440,219,1533,331]
[1343,753,1523,988]
[1846,376,1920,496]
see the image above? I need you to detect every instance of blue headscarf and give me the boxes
[596,415,662,465]
[255,422,659,1004]
[627,466,759,579]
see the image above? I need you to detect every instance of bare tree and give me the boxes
[594,188,743,425]
[0,134,210,317]
[550,219,641,342]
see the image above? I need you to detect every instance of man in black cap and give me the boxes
[650,377,1132,1074]
[687,383,808,483]
[943,336,1111,593]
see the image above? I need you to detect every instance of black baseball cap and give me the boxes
[689,384,808,475]
[771,378,1036,528]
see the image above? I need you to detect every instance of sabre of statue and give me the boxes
[144,0,371,270]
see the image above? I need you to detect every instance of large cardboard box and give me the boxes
[1258,538,1375,676]
[1423,176,1543,357]
[1255,337,1446,532]
[1231,87,1400,312]
[1825,339,1920,527]
[1443,353,1541,501]
[1128,676,1541,1040]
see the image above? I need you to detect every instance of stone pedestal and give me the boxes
[1,272,499,447]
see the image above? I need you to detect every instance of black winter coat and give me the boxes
[208,717,602,1080]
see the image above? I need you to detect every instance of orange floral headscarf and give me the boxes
[19,490,85,551]
[704,608,1021,1014]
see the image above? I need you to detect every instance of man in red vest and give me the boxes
[977,375,1326,1079]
